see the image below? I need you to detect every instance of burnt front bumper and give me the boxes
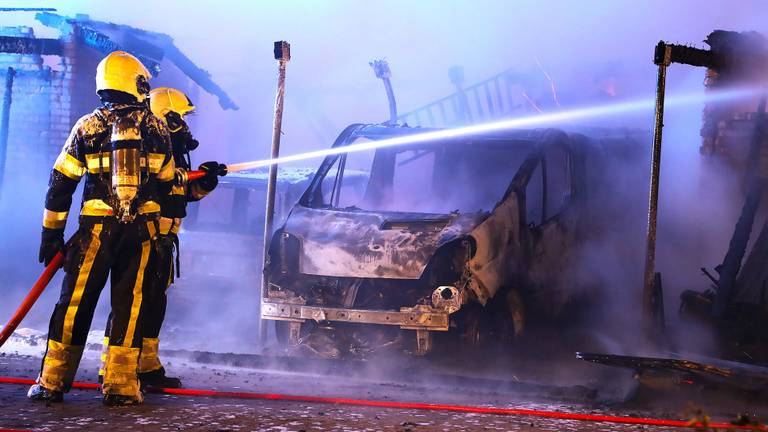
[261,285,463,355]
[261,301,453,355]
[261,302,450,331]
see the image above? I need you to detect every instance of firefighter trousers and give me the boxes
[102,232,174,376]
[38,216,158,398]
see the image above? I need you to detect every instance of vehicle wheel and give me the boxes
[503,289,525,339]
[456,304,493,348]
[472,288,524,346]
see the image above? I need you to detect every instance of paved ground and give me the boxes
[1,345,766,432]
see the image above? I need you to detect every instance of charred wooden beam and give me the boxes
[0,36,61,55]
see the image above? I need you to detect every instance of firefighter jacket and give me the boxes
[42,104,174,232]
[159,126,214,236]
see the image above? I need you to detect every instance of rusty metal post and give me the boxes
[369,59,397,123]
[642,42,671,330]
[260,41,290,343]
[0,67,14,198]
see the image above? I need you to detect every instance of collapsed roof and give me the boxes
[35,12,237,110]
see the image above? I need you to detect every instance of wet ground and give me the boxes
[1,332,766,431]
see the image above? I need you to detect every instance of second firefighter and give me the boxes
[100,87,226,388]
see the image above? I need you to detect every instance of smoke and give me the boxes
[0,0,766,376]
[225,86,761,173]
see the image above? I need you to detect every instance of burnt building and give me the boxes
[0,12,236,189]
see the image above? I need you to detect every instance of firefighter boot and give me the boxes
[102,345,144,406]
[29,340,85,403]
[27,384,63,403]
[103,393,144,407]
[138,338,182,388]
[138,367,182,389]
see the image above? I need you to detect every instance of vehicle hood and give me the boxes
[282,206,486,279]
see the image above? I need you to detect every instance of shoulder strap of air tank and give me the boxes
[91,108,111,166]
[136,110,151,183]
[137,109,150,145]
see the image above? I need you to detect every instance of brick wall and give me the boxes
[0,26,74,185]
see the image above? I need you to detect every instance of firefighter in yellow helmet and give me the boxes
[98,87,225,388]
[28,51,174,406]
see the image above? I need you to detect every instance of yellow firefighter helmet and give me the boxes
[95,51,152,102]
[149,87,196,120]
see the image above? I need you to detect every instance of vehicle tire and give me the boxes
[503,289,525,339]
[456,304,494,348]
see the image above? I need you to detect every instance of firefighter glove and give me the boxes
[39,228,65,266]
[198,161,227,191]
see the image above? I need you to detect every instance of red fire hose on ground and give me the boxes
[0,252,63,347]
[0,377,763,430]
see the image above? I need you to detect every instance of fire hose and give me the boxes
[0,252,63,347]
[180,167,212,182]
[0,377,763,430]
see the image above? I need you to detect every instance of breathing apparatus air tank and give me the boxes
[110,116,143,223]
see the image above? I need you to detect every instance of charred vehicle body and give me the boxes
[263,123,646,356]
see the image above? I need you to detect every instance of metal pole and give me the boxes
[0,67,15,199]
[642,43,671,329]
[260,41,290,343]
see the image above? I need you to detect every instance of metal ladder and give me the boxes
[397,66,554,128]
